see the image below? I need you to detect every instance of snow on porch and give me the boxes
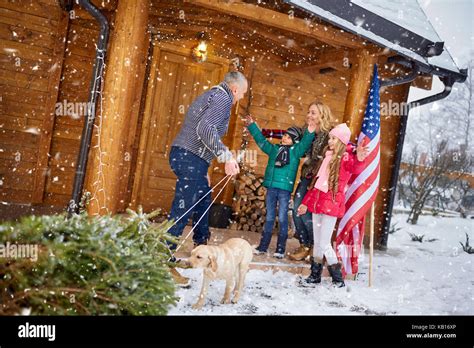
[169,213,473,315]
[173,223,313,276]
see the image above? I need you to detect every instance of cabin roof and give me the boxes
[285,0,467,81]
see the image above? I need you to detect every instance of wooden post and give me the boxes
[85,0,150,215]
[116,31,151,212]
[369,202,375,287]
[343,49,377,142]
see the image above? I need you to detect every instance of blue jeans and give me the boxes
[167,146,211,249]
[257,187,291,254]
[292,177,313,246]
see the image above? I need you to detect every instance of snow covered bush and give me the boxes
[0,208,178,315]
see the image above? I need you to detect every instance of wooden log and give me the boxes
[241,175,253,186]
[246,173,256,181]
[187,0,365,49]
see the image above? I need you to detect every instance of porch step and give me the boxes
[171,225,354,279]
[249,259,312,276]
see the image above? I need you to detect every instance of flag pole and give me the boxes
[369,202,375,287]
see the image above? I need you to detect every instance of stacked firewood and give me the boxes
[231,172,267,232]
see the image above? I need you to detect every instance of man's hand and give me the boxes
[356,144,370,161]
[243,114,254,127]
[225,157,240,176]
[297,204,308,216]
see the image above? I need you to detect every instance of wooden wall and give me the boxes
[235,57,411,246]
[0,0,411,247]
[239,58,350,180]
[0,0,67,204]
[0,2,117,209]
[43,10,100,207]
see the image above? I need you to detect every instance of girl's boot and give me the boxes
[327,263,345,288]
[302,257,323,285]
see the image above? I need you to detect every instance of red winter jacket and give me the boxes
[301,145,365,218]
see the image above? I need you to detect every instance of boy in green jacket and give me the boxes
[244,115,316,258]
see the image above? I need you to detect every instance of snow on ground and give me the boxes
[169,213,473,315]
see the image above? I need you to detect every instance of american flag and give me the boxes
[336,64,381,277]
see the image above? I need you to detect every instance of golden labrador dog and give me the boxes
[188,238,253,310]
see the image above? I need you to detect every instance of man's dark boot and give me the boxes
[193,231,211,248]
[327,263,345,288]
[300,257,322,286]
[193,240,208,248]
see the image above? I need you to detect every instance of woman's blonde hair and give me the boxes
[309,101,333,133]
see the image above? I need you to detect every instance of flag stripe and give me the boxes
[336,64,380,276]
[344,158,380,207]
[338,170,380,235]
[358,128,380,152]
[338,187,378,246]
[344,144,380,203]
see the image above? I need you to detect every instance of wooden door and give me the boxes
[132,42,229,212]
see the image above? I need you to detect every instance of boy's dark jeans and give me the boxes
[167,146,211,249]
[257,187,291,254]
[292,177,314,247]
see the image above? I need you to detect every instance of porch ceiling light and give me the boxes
[192,32,209,63]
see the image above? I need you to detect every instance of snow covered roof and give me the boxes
[285,0,467,81]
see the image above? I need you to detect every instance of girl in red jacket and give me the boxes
[297,123,369,287]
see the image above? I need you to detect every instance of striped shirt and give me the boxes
[172,82,234,163]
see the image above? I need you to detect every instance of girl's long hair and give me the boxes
[309,101,333,133]
[310,138,346,194]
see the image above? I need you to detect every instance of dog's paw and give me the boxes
[192,302,203,310]
[220,297,231,304]
[231,297,239,304]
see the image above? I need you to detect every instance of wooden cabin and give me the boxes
[0,0,466,248]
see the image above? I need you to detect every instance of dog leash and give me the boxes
[167,151,244,257]
[174,174,234,253]
[165,174,232,234]
[163,173,234,259]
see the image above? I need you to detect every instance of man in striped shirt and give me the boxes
[168,71,248,286]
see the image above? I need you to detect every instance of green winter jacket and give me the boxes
[248,122,315,193]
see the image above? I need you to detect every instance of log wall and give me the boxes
[0,0,412,247]
[43,9,101,207]
[0,0,67,204]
